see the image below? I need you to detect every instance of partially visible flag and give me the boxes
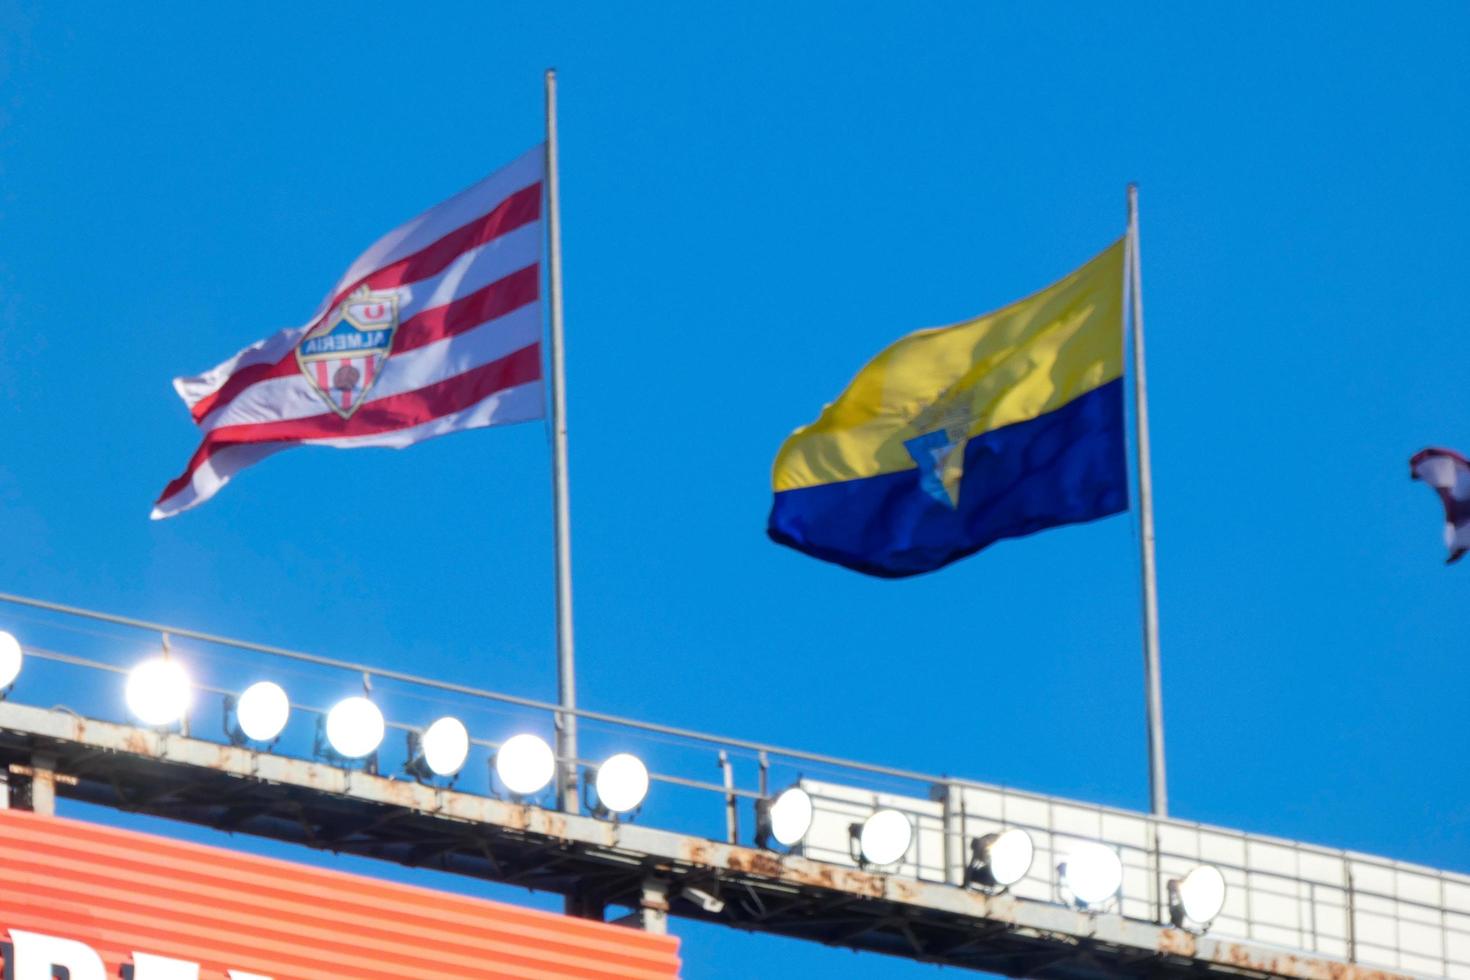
[768,240,1128,577]
[1410,447,1470,563]
[153,145,547,518]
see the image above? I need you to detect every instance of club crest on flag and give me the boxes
[296,287,399,418]
[903,389,977,509]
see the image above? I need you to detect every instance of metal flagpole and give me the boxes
[1127,183,1168,817]
[545,69,578,813]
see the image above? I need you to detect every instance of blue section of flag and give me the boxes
[767,379,1129,577]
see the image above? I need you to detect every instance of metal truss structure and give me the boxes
[0,702,1419,980]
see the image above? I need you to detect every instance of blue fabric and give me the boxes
[767,379,1129,577]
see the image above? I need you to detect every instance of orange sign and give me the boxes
[0,808,680,979]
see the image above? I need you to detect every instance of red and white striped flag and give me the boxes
[153,146,546,518]
[1410,447,1470,563]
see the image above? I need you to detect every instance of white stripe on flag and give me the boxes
[198,305,541,432]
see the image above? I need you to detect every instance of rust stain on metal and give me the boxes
[504,802,531,832]
[270,763,335,796]
[887,879,921,903]
[6,764,78,786]
[794,864,885,899]
[508,805,568,842]
[690,841,889,899]
[722,849,784,879]
[1157,928,1196,958]
[378,778,423,809]
[297,760,340,787]
[122,731,153,756]
[1208,942,1413,980]
[208,744,238,771]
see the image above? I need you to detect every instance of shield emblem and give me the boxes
[297,287,398,418]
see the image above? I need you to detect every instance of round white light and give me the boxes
[979,828,1035,887]
[495,733,555,796]
[766,787,814,847]
[419,716,470,776]
[859,809,913,866]
[235,681,290,742]
[1175,864,1227,925]
[1060,840,1124,906]
[125,657,191,727]
[324,696,384,759]
[595,752,649,813]
[0,631,21,689]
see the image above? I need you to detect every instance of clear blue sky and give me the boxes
[2,3,1468,977]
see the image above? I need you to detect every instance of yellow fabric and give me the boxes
[773,239,1126,492]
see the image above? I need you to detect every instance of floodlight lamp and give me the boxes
[969,828,1034,889]
[0,631,22,691]
[125,657,191,727]
[1058,840,1123,908]
[757,786,814,849]
[594,752,649,814]
[1169,864,1227,930]
[324,696,385,759]
[228,681,290,744]
[494,733,555,797]
[852,809,912,867]
[417,716,470,777]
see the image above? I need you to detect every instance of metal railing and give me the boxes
[794,779,1470,977]
[0,592,1466,978]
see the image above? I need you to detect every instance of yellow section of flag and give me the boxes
[773,239,1126,493]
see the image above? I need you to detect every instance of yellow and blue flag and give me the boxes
[768,239,1128,577]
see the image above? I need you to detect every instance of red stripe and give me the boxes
[156,344,541,505]
[353,182,540,297]
[190,263,539,425]
[394,263,539,353]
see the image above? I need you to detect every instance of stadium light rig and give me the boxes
[125,656,192,728]
[968,828,1034,891]
[850,808,913,867]
[407,716,471,780]
[2,624,675,817]
[0,622,1248,943]
[1169,864,1227,931]
[755,786,814,850]
[492,732,556,798]
[589,752,650,817]
[318,695,385,770]
[224,680,290,746]
[1058,840,1124,909]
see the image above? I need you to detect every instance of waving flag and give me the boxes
[1411,448,1470,563]
[153,145,546,518]
[769,240,1128,577]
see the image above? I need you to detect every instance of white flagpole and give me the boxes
[545,68,578,813]
[1128,183,1168,817]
